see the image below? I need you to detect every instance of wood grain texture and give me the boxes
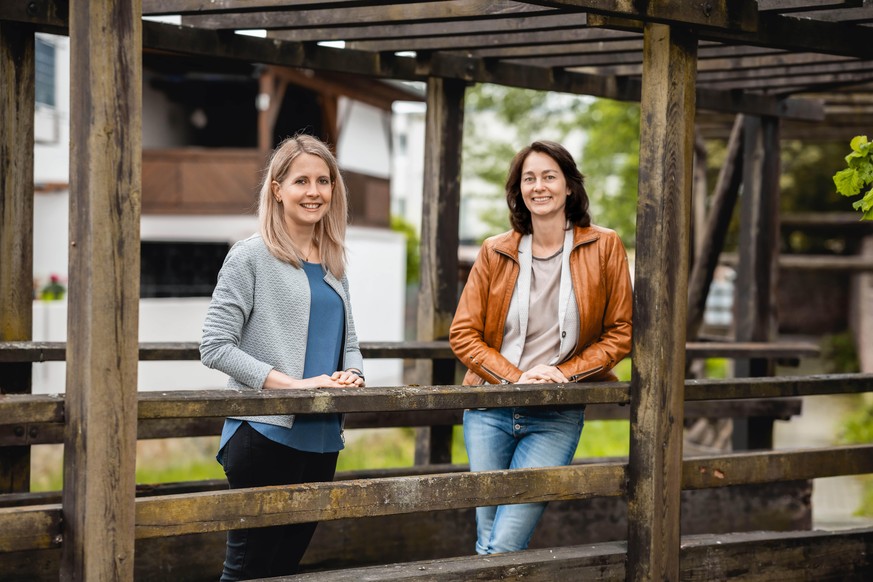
[628,22,697,582]
[0,21,35,495]
[61,2,142,580]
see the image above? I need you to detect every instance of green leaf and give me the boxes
[850,135,869,153]
[851,187,873,213]
[834,168,862,196]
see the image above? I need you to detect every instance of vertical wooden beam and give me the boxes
[628,23,697,582]
[0,22,35,494]
[257,67,286,154]
[320,92,339,153]
[692,130,707,263]
[414,77,464,465]
[686,115,745,342]
[61,1,141,580]
[733,115,780,450]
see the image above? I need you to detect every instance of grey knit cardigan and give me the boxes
[200,234,364,428]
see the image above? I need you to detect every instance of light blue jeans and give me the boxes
[464,406,585,555]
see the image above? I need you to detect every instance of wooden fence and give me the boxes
[1,341,872,580]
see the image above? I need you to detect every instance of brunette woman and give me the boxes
[450,140,633,555]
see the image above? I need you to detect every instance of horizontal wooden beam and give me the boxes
[684,444,873,488]
[178,0,552,29]
[756,0,864,13]
[2,373,868,426]
[282,528,873,581]
[268,12,589,42]
[131,462,624,539]
[0,339,820,362]
[782,211,873,232]
[0,12,826,120]
[2,446,869,551]
[721,253,873,271]
[506,0,759,32]
[0,398,803,446]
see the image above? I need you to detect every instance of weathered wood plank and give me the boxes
[628,21,697,582]
[6,373,873,427]
[143,0,436,14]
[733,114,780,451]
[4,446,866,552]
[686,115,743,343]
[782,211,873,232]
[684,445,873,488]
[722,253,873,271]
[756,0,863,13]
[414,76,465,464]
[0,503,61,553]
[0,398,803,446]
[269,12,589,43]
[679,528,873,581]
[133,462,627,539]
[0,339,820,362]
[288,528,873,582]
[61,1,141,579]
[180,0,551,29]
[0,21,35,495]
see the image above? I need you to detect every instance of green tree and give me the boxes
[573,99,639,246]
[462,85,639,246]
[390,214,420,285]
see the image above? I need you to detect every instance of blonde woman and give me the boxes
[201,134,364,580]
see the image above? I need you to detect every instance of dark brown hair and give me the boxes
[505,140,591,234]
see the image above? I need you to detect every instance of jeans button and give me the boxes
[514,413,520,419]
[514,424,521,430]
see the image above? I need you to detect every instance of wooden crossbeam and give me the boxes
[2,446,870,551]
[268,12,589,43]
[0,399,805,447]
[0,339,822,362]
[179,0,551,29]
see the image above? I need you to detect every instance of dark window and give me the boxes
[35,38,56,107]
[141,241,230,298]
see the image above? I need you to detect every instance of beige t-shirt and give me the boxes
[517,249,566,372]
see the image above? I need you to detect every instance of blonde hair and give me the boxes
[258,134,348,279]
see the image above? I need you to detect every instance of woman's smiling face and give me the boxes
[520,151,569,221]
[272,152,333,233]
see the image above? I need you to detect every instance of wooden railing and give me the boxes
[2,341,872,580]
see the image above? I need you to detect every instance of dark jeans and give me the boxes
[219,421,339,581]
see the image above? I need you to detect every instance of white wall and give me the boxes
[33,33,70,184]
[390,103,426,232]
[336,98,392,179]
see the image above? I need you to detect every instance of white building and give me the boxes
[31,32,421,393]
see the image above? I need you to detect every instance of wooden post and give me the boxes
[61,1,141,580]
[414,77,465,465]
[0,22,35,494]
[686,115,745,342]
[692,130,708,264]
[628,23,696,582]
[733,115,781,450]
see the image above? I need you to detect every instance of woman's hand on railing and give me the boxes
[517,365,568,384]
[332,369,365,388]
[263,370,347,389]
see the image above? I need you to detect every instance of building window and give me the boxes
[140,241,230,298]
[35,38,56,107]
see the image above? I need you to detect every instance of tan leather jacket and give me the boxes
[450,225,633,385]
